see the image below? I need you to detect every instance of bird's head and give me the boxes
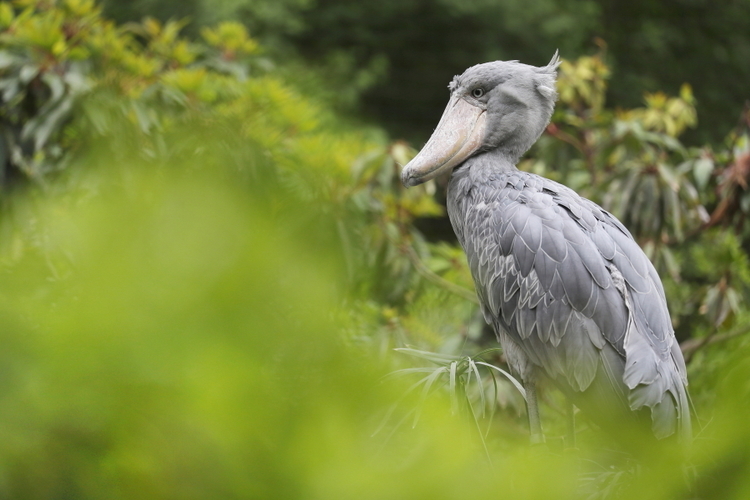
[401,52,560,188]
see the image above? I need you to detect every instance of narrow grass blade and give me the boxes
[383,367,447,380]
[371,402,399,437]
[395,347,460,364]
[449,360,458,415]
[413,366,448,428]
[475,361,526,401]
[485,367,499,437]
[465,391,493,467]
[468,358,486,418]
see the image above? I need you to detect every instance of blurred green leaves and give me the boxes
[2,3,750,499]
[0,149,494,499]
[0,0,264,183]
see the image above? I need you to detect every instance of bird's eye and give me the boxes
[472,88,484,98]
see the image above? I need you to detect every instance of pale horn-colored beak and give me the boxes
[401,96,487,187]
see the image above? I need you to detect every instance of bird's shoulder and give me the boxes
[454,169,628,236]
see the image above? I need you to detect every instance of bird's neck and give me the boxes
[459,148,519,184]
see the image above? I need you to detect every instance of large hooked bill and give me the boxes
[401,95,487,188]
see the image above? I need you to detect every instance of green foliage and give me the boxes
[0,159,481,499]
[2,3,750,499]
[0,0,284,186]
[0,87,749,500]
[0,164,742,499]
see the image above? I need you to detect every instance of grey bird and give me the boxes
[400,53,691,444]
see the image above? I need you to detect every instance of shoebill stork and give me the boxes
[400,53,691,444]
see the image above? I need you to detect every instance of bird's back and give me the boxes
[447,166,691,440]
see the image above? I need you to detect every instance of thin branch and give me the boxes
[546,123,586,153]
[683,325,719,365]
[681,326,750,359]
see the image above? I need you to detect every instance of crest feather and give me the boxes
[537,50,561,74]
[535,51,560,101]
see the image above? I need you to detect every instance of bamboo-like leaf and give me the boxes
[400,371,442,398]
[656,163,680,192]
[476,361,527,401]
[726,287,740,315]
[370,402,399,437]
[666,185,683,241]
[661,245,681,281]
[413,367,448,428]
[702,285,721,325]
[468,358,485,418]
[373,404,416,448]
[465,389,493,466]
[384,367,446,379]
[485,367,499,437]
[616,169,640,220]
[449,360,458,414]
[395,347,460,364]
